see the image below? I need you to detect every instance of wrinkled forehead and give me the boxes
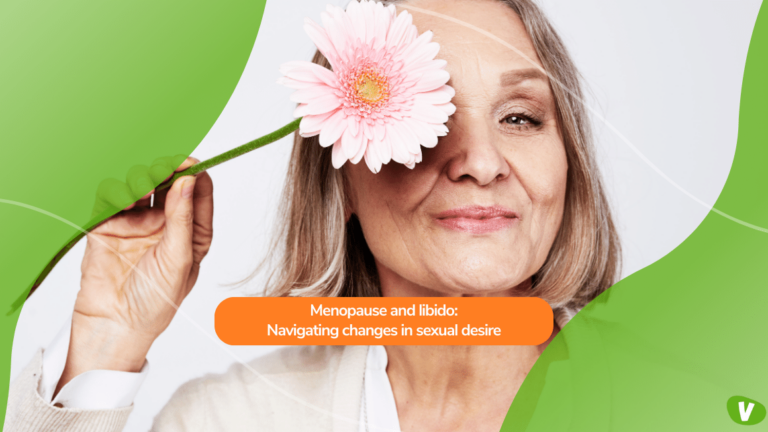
[395,0,544,79]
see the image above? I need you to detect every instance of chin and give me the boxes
[433,266,531,296]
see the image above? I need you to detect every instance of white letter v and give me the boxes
[739,401,755,422]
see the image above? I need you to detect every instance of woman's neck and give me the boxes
[376,262,556,431]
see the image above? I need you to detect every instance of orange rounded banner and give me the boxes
[215,297,553,345]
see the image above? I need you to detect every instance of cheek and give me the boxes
[512,139,568,245]
[347,161,440,264]
[534,152,568,210]
[351,161,438,219]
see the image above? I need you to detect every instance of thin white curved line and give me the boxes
[397,3,767,234]
[0,198,399,432]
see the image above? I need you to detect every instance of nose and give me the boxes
[444,119,511,186]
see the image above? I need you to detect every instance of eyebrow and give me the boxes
[500,68,548,87]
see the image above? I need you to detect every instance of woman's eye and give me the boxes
[503,115,530,125]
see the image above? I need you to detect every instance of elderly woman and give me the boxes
[6,0,619,430]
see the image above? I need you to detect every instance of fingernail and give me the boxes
[181,178,195,198]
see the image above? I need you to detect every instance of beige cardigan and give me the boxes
[4,345,369,432]
[5,308,576,431]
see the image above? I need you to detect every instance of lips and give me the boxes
[434,205,519,234]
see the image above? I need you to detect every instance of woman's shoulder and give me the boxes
[151,345,368,431]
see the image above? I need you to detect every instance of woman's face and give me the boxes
[345,0,568,297]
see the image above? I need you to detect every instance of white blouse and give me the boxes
[38,319,399,431]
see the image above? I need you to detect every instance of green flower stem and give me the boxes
[156,117,301,191]
[17,117,301,309]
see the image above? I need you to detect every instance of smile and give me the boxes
[434,205,520,234]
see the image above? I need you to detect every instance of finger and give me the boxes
[159,154,188,180]
[149,155,196,189]
[153,186,170,208]
[94,178,136,214]
[126,165,155,202]
[169,154,188,170]
[155,175,197,271]
[91,205,165,236]
[152,156,200,208]
[191,171,214,264]
[135,195,153,208]
[133,187,155,209]
[148,157,176,184]
[175,156,200,173]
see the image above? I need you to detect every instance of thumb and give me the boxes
[158,176,197,265]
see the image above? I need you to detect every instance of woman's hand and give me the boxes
[56,156,213,394]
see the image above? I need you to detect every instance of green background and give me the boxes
[1,0,766,430]
[0,0,266,426]
[503,2,768,430]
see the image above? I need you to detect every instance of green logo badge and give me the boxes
[727,396,766,425]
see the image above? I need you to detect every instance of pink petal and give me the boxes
[341,128,364,160]
[435,102,457,116]
[403,152,416,169]
[374,122,386,143]
[290,85,336,103]
[405,151,422,169]
[385,3,397,18]
[280,61,325,83]
[402,42,441,68]
[361,0,376,45]
[397,30,432,64]
[319,110,348,147]
[294,104,309,118]
[373,4,392,51]
[386,10,412,50]
[394,122,421,154]
[304,93,342,116]
[374,135,392,165]
[336,7,357,52]
[404,118,438,148]
[309,65,339,88]
[277,77,316,90]
[403,60,448,82]
[364,147,382,173]
[409,101,449,124]
[300,111,335,136]
[411,69,450,93]
[346,1,366,45]
[386,123,410,164]
[431,123,449,136]
[362,121,374,140]
[322,9,352,64]
[304,19,339,64]
[413,86,455,105]
[347,115,359,137]
[332,140,347,168]
[351,137,367,164]
[403,26,418,47]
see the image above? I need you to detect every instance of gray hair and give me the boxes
[257,0,621,309]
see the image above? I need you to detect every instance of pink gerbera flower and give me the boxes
[278,0,456,173]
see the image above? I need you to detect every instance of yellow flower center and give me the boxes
[357,78,382,102]
[354,68,389,107]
